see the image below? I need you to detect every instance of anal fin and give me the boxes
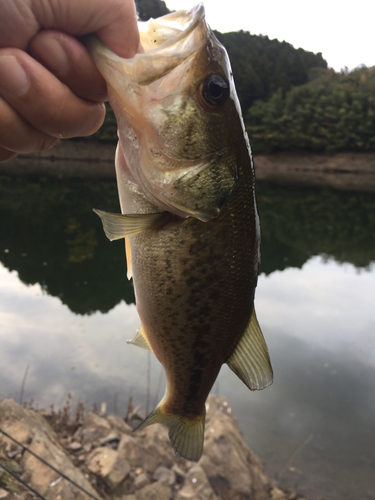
[226,307,273,390]
[134,403,206,462]
[127,324,154,353]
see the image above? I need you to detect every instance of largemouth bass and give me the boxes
[87,4,272,462]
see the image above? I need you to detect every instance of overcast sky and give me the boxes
[165,0,374,72]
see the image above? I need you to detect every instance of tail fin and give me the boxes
[134,404,206,462]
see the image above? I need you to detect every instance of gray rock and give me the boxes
[199,395,271,500]
[0,396,305,500]
[118,434,143,468]
[139,443,166,472]
[86,446,130,489]
[83,442,92,452]
[172,464,186,485]
[175,465,218,500]
[67,441,82,451]
[6,444,23,459]
[133,471,150,490]
[76,412,112,445]
[153,465,176,486]
[270,487,288,499]
[138,424,174,470]
[99,431,121,449]
[136,482,172,500]
[0,399,102,500]
[107,414,132,435]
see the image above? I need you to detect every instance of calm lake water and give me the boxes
[0,169,374,500]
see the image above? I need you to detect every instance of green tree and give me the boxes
[246,66,375,153]
[215,31,327,113]
[135,0,170,21]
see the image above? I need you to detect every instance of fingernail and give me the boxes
[0,55,30,96]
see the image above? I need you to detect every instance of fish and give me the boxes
[86,3,272,462]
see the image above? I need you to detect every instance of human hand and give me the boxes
[0,0,139,161]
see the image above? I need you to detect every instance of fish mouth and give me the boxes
[134,4,207,85]
[86,4,207,86]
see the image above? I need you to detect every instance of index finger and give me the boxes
[94,0,140,57]
[0,0,140,58]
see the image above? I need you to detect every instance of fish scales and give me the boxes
[87,3,273,462]
[132,186,256,415]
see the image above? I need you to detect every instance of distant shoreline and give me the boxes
[2,139,375,192]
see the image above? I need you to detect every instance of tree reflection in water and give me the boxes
[0,175,374,315]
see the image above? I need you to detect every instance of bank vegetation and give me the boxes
[90,0,375,156]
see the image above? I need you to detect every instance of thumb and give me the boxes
[94,0,140,57]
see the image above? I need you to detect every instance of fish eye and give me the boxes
[199,74,230,108]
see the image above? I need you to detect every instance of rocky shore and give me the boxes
[2,139,375,192]
[0,396,307,500]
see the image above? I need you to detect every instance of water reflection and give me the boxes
[232,258,375,499]
[0,176,134,313]
[257,182,375,273]
[0,175,374,313]
[0,173,374,500]
[0,264,150,408]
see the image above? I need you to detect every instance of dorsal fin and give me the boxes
[226,307,273,390]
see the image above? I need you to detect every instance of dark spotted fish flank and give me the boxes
[130,146,258,418]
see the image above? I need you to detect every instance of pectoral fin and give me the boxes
[127,325,154,353]
[226,307,273,390]
[93,209,165,241]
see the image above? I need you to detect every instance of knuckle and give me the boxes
[49,99,105,139]
[60,102,106,138]
[82,104,106,137]
[36,135,60,152]
[0,148,17,162]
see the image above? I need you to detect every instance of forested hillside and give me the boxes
[247,67,375,153]
[214,30,326,113]
[91,0,374,154]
